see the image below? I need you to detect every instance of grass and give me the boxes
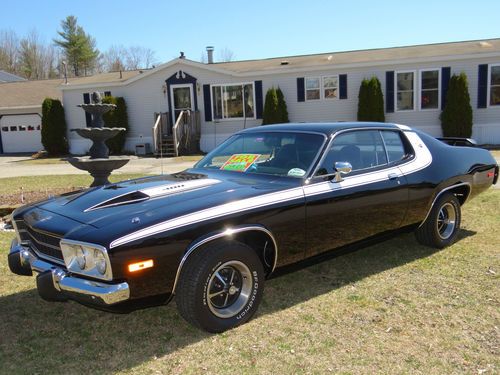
[0,190,498,374]
[0,174,147,205]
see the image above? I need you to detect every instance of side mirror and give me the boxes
[333,161,352,182]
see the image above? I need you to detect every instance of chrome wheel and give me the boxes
[206,260,253,319]
[437,202,456,240]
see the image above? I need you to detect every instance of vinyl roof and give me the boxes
[214,39,500,73]
[0,78,68,109]
[240,122,400,135]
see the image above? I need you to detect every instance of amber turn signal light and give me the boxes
[128,259,154,272]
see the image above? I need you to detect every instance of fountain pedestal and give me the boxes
[67,92,130,186]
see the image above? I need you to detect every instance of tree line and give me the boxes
[0,15,157,80]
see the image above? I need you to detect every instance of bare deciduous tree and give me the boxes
[125,46,156,70]
[100,45,127,72]
[218,47,235,62]
[0,30,20,74]
[100,45,157,72]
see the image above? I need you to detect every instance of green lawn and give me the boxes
[0,190,498,374]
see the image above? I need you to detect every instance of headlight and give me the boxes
[75,246,86,269]
[94,249,107,275]
[60,240,112,281]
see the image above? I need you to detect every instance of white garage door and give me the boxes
[0,114,43,153]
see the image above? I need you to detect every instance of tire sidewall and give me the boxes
[195,244,264,332]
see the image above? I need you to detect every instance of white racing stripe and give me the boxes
[110,187,305,248]
[110,130,432,248]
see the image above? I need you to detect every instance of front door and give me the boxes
[170,84,194,125]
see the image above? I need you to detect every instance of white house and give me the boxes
[3,38,500,155]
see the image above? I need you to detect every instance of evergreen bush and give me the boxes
[103,96,129,154]
[357,77,385,122]
[276,87,289,123]
[440,73,473,137]
[41,98,69,155]
[262,87,289,124]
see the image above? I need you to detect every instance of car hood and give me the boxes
[34,169,302,230]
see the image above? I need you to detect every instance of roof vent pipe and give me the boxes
[206,46,214,64]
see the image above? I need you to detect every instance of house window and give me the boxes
[490,65,500,106]
[420,69,440,109]
[305,78,320,100]
[396,71,415,111]
[212,83,255,120]
[323,76,338,99]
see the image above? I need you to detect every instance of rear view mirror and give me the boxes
[333,161,352,182]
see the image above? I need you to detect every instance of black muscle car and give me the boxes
[8,122,498,332]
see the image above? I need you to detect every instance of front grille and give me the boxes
[15,220,64,263]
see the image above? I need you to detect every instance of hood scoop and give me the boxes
[84,178,221,212]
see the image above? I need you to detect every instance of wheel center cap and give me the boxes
[228,286,238,295]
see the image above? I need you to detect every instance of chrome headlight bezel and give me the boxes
[60,239,113,281]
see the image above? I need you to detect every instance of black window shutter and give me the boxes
[104,91,111,97]
[202,84,212,121]
[339,74,348,99]
[255,80,263,119]
[477,64,488,108]
[297,77,305,102]
[83,93,92,127]
[441,67,451,109]
[385,71,394,113]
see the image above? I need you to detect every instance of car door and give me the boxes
[303,129,409,257]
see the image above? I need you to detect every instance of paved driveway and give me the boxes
[0,156,199,178]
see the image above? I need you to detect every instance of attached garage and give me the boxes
[0,78,66,154]
[0,114,42,153]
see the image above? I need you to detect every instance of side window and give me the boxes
[317,130,388,175]
[380,131,407,163]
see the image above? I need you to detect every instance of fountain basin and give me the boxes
[71,127,126,141]
[67,156,130,187]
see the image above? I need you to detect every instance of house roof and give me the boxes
[0,70,26,83]
[0,78,67,109]
[61,38,500,89]
[213,38,500,73]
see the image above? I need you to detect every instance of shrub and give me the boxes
[41,98,69,155]
[276,87,289,123]
[262,87,289,125]
[357,77,385,122]
[103,96,129,154]
[440,73,473,137]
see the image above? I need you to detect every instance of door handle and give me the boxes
[388,173,399,180]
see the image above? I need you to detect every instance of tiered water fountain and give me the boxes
[67,92,130,187]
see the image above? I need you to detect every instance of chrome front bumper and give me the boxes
[9,239,130,306]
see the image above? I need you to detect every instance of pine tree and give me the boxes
[357,77,385,122]
[54,16,99,76]
[440,73,473,137]
[41,98,69,155]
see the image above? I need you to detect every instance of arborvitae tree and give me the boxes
[103,96,129,154]
[276,87,289,123]
[41,98,69,155]
[440,73,473,137]
[357,77,385,122]
[262,87,279,125]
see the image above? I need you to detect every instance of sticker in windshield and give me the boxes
[220,154,261,172]
[287,168,306,177]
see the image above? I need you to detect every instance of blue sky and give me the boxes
[2,0,499,64]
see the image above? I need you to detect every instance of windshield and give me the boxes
[195,132,325,178]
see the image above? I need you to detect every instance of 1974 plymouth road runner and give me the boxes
[8,122,498,332]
